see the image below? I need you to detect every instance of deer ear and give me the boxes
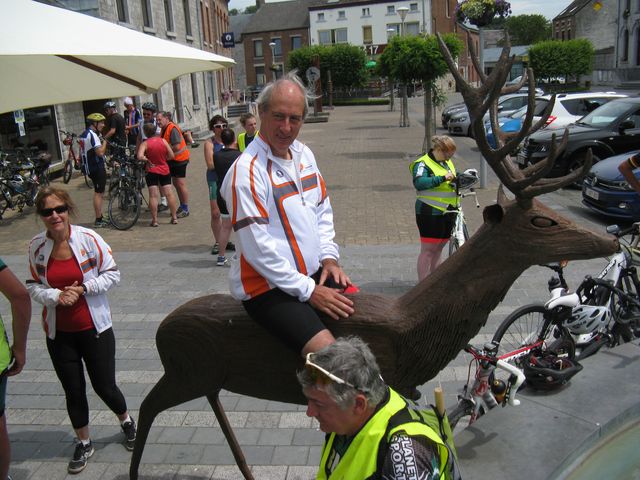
[483,203,505,224]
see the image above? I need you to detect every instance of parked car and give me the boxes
[582,150,640,220]
[485,99,550,148]
[448,93,532,137]
[441,101,467,128]
[540,91,627,130]
[518,97,640,180]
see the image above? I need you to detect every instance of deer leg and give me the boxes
[207,393,255,480]
[130,374,202,480]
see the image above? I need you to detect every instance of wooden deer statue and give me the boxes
[130,35,617,480]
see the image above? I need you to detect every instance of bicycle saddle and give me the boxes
[545,288,580,309]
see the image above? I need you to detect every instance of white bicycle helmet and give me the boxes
[563,305,610,334]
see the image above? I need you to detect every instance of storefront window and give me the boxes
[0,106,58,162]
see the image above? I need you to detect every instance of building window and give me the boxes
[387,5,395,14]
[622,28,629,62]
[183,0,192,37]
[291,36,302,50]
[363,25,372,44]
[141,0,152,27]
[338,10,346,19]
[387,23,400,38]
[362,7,370,16]
[190,73,199,105]
[255,65,266,85]
[406,22,420,35]
[116,0,128,22]
[254,39,263,58]
[445,0,450,17]
[319,28,348,45]
[270,38,282,56]
[317,12,325,21]
[164,0,174,32]
[410,2,418,12]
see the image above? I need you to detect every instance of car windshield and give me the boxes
[578,100,634,127]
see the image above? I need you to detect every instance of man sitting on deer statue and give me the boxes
[220,71,356,357]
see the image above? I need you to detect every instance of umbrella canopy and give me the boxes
[1,0,235,113]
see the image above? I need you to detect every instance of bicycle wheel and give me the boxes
[449,222,469,256]
[63,159,73,184]
[492,304,553,363]
[611,272,640,343]
[448,398,484,430]
[84,172,93,189]
[108,185,141,230]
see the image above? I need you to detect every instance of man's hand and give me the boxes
[7,347,25,376]
[309,285,355,320]
[319,259,352,289]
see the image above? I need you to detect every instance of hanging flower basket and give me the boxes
[456,0,511,27]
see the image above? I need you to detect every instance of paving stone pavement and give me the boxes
[0,97,612,479]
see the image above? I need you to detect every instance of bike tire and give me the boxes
[611,272,640,343]
[63,159,73,184]
[449,223,469,256]
[108,186,141,230]
[84,173,93,189]
[448,399,484,430]
[492,304,554,362]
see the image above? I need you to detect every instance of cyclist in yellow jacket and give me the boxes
[237,113,258,152]
[410,135,459,280]
[299,337,459,480]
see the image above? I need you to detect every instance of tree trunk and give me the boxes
[423,83,434,153]
[389,79,395,111]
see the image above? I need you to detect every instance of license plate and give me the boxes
[584,187,599,200]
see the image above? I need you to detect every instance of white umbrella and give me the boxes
[1,0,235,113]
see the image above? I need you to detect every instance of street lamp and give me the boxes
[269,41,277,80]
[397,6,410,127]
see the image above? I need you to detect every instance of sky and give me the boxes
[228,0,574,20]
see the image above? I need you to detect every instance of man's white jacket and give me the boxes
[221,135,339,302]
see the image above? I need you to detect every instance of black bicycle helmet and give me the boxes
[455,168,479,190]
[104,100,117,110]
[523,353,583,390]
[141,102,157,112]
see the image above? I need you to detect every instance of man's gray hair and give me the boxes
[256,70,315,120]
[297,336,387,410]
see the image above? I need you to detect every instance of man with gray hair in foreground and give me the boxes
[298,336,459,479]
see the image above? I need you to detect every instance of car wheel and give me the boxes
[566,151,600,188]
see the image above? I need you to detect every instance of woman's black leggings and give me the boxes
[46,328,127,429]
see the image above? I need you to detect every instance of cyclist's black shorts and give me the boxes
[145,172,171,187]
[416,210,454,241]
[89,167,107,194]
[216,191,229,215]
[167,160,188,178]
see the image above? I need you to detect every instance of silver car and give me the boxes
[447,93,532,137]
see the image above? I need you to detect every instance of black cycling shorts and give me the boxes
[89,167,107,194]
[167,160,188,178]
[243,288,326,353]
[145,172,172,187]
[216,191,228,215]
[416,211,454,241]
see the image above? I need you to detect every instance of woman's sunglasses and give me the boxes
[213,123,228,129]
[305,352,369,393]
[40,205,69,217]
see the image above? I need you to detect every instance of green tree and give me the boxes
[504,14,551,45]
[287,44,368,90]
[244,5,258,14]
[379,33,463,150]
[529,38,594,82]
[229,8,239,16]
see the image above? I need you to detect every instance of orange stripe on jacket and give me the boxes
[239,255,271,298]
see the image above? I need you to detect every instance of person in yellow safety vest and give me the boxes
[0,259,31,480]
[298,337,460,480]
[237,113,258,152]
[409,135,459,281]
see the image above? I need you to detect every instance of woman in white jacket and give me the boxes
[27,187,135,474]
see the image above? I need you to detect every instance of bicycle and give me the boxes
[447,342,526,429]
[447,168,480,256]
[59,130,92,188]
[0,152,39,219]
[492,223,640,374]
[108,153,146,230]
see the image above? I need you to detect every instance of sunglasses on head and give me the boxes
[40,205,69,217]
[305,352,369,392]
[213,123,228,129]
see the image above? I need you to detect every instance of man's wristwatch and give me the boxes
[81,284,87,295]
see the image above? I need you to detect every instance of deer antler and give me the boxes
[436,32,592,207]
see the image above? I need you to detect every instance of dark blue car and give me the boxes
[582,150,640,221]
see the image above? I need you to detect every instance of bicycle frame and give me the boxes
[450,343,525,428]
